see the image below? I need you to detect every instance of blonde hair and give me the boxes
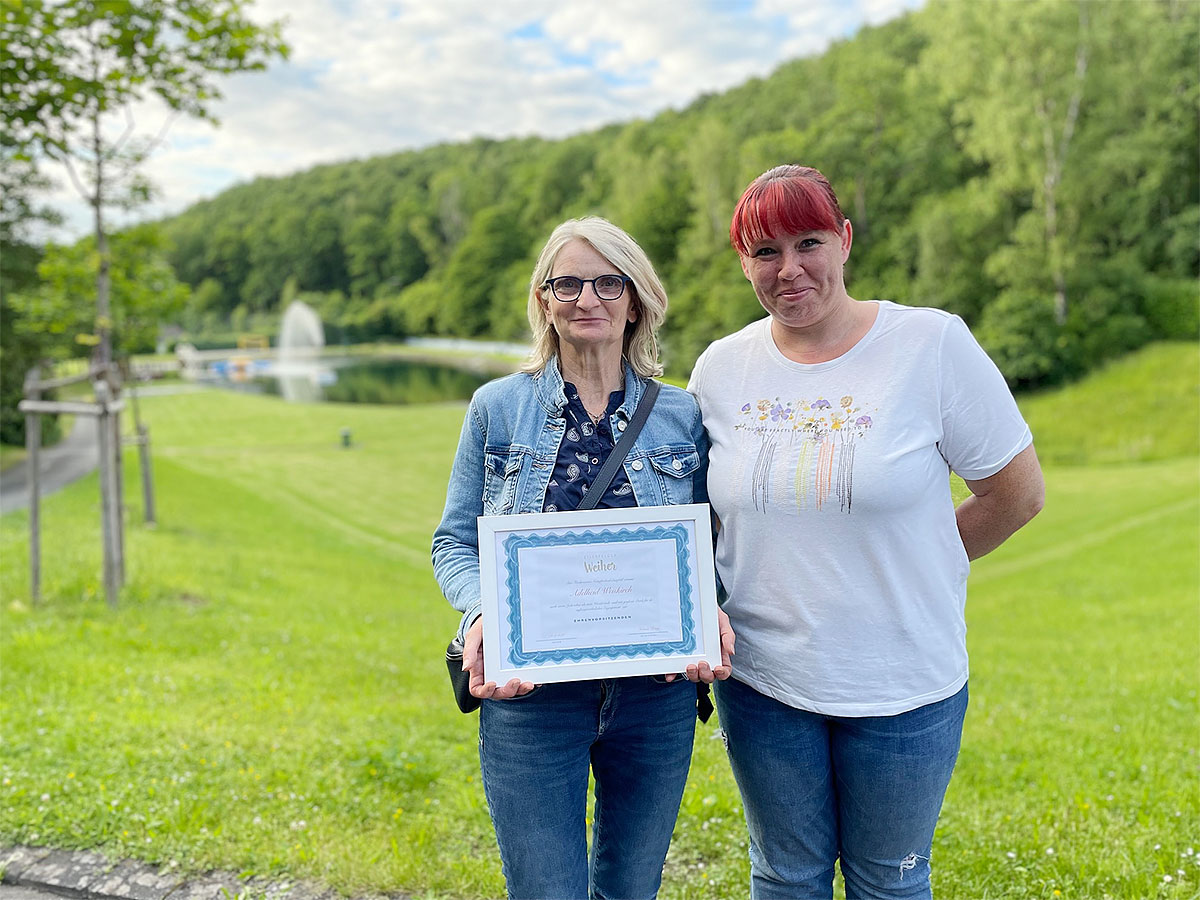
[522,217,666,378]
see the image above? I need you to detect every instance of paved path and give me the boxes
[0,886,56,900]
[0,847,409,900]
[0,383,218,517]
[0,417,99,515]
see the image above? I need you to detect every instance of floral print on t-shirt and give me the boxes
[733,394,877,513]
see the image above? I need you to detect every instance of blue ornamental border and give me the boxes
[502,524,697,666]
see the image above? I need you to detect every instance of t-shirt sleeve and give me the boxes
[937,315,1032,480]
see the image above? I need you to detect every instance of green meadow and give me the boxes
[1,342,1197,899]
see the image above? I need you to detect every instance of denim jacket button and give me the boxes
[672,458,683,471]
[631,459,643,471]
[617,420,627,431]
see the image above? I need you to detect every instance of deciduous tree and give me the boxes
[0,0,288,368]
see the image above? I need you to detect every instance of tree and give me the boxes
[0,140,61,290]
[34,224,191,355]
[0,291,60,445]
[920,0,1197,379]
[130,0,1194,386]
[920,0,1121,326]
[1,0,288,370]
[675,117,739,271]
[595,123,693,270]
[0,133,64,445]
[433,203,531,336]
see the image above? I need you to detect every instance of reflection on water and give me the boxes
[253,358,489,405]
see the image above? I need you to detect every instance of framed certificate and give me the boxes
[478,503,720,685]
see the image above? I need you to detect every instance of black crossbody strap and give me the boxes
[576,379,660,511]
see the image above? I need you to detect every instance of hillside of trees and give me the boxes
[144,1,1200,384]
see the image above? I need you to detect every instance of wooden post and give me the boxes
[109,369,125,584]
[137,424,156,525]
[24,365,42,605]
[126,374,156,525]
[112,404,125,584]
[94,380,120,608]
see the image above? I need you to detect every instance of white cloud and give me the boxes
[42,0,926,241]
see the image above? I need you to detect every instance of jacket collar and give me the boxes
[532,356,645,423]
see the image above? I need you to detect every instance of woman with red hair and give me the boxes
[688,165,1045,899]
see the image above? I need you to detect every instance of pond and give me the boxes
[239,358,493,405]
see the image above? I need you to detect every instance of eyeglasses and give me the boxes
[542,274,631,303]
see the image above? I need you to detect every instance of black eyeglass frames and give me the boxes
[542,274,631,303]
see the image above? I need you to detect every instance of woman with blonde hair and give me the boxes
[433,216,733,899]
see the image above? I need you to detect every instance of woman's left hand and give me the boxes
[677,608,736,684]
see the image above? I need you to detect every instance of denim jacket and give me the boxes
[432,359,709,640]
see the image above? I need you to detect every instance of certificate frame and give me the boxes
[478,503,720,685]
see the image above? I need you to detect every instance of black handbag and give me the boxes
[445,380,661,713]
[446,636,479,713]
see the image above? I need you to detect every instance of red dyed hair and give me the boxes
[729,165,846,256]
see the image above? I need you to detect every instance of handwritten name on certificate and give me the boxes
[517,539,683,652]
[478,504,722,684]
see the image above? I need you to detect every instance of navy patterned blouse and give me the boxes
[542,381,637,512]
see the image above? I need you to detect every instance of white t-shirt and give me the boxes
[688,301,1032,716]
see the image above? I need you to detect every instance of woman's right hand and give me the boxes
[463,617,537,700]
[683,607,736,683]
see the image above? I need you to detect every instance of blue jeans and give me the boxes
[479,676,696,899]
[715,678,968,900]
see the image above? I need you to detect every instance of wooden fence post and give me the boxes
[109,370,126,584]
[126,376,156,525]
[137,423,156,525]
[24,365,42,605]
[94,379,121,608]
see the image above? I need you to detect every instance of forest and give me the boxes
[12,0,1200,389]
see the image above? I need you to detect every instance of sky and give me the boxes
[46,0,925,241]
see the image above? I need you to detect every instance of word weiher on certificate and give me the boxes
[478,504,721,685]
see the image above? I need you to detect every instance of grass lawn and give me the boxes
[1,344,1198,899]
[1017,341,1200,466]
